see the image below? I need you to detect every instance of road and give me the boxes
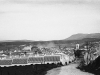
[46,64,94,75]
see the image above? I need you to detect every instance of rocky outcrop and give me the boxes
[78,56,100,75]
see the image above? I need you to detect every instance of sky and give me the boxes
[0,0,100,41]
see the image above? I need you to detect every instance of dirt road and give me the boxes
[46,64,94,75]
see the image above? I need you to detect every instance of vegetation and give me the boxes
[77,41,100,75]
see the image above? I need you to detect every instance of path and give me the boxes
[46,64,94,75]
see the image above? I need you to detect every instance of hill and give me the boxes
[66,33,100,40]
[0,33,100,49]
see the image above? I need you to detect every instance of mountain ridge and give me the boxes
[66,33,100,40]
[0,33,100,47]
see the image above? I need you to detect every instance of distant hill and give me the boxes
[66,33,100,40]
[0,33,100,49]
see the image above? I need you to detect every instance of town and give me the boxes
[0,40,99,68]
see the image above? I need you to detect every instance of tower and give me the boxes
[76,44,79,50]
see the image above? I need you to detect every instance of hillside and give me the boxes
[66,33,100,40]
[0,33,100,49]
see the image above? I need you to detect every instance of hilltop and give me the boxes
[66,33,100,40]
